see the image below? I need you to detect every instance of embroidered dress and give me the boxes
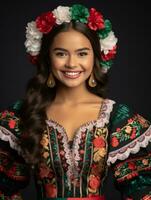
[0,99,150,200]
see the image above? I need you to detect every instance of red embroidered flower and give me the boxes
[130,128,136,139]
[89,175,101,189]
[128,162,136,170]
[127,171,138,179]
[8,119,16,129]
[111,136,119,147]
[45,183,57,198]
[36,11,56,34]
[142,194,151,200]
[39,163,53,179]
[87,8,105,30]
[116,127,121,132]
[93,137,105,148]
[9,112,15,116]
[7,166,17,177]
[128,118,133,123]
[130,132,136,139]
[101,46,117,61]
[1,111,8,118]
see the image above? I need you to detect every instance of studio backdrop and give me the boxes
[0,1,150,200]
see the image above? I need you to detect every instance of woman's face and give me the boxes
[49,29,94,88]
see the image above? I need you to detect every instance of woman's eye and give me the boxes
[78,52,88,57]
[55,52,66,57]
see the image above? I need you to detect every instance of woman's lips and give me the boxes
[61,71,83,79]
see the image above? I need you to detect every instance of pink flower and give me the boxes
[116,127,121,132]
[36,11,56,34]
[8,119,16,129]
[87,8,105,30]
[93,137,105,148]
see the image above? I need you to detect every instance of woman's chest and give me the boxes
[46,101,103,141]
[39,120,109,179]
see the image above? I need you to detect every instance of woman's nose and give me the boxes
[66,55,77,68]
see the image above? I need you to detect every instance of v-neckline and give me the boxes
[46,98,106,142]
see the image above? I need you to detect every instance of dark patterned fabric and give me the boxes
[0,99,150,200]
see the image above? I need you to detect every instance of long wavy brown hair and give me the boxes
[20,21,108,164]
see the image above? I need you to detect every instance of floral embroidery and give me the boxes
[88,127,108,196]
[113,154,151,182]
[88,175,101,193]
[44,183,57,198]
[111,114,150,148]
[0,192,23,200]
[0,110,20,134]
[0,149,29,181]
[141,192,151,200]
[39,128,57,198]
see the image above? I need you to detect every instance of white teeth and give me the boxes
[64,72,81,76]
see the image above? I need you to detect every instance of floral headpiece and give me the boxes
[25,4,118,73]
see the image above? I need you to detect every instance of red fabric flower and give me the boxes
[111,136,119,147]
[28,54,39,65]
[101,46,117,61]
[89,175,101,189]
[128,162,136,170]
[88,8,105,30]
[45,183,57,198]
[8,119,16,129]
[36,11,56,34]
[93,137,105,148]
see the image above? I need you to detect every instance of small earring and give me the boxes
[47,73,56,88]
[88,73,97,87]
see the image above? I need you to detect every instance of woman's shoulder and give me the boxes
[0,99,24,153]
[107,99,151,165]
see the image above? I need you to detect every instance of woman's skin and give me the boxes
[46,28,104,141]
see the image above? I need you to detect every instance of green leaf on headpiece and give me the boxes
[100,60,113,70]
[70,4,89,23]
[97,19,112,39]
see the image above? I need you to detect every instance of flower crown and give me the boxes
[25,4,118,73]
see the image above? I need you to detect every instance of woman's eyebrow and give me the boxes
[53,47,91,52]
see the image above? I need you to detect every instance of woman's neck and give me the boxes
[54,84,93,105]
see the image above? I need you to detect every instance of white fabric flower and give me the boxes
[100,31,118,54]
[52,6,71,25]
[24,21,43,56]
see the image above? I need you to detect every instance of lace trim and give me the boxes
[46,120,75,189]
[107,125,151,165]
[96,99,115,128]
[0,125,21,154]
[45,99,116,188]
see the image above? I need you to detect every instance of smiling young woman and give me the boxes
[0,4,150,200]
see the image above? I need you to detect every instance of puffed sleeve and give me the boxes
[0,100,30,199]
[107,103,151,200]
